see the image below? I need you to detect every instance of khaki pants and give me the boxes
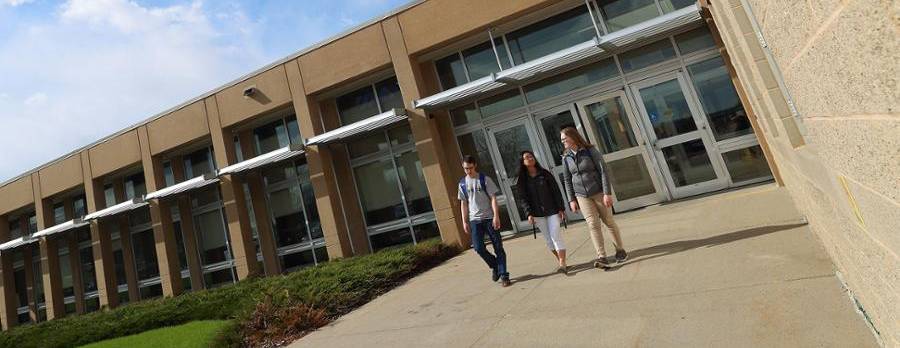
[576,193,624,259]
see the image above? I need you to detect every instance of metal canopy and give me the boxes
[413,3,702,110]
[218,143,306,176]
[84,198,149,221]
[412,75,506,110]
[599,4,702,50]
[144,173,219,201]
[306,108,409,146]
[32,219,90,239]
[495,37,606,83]
[0,236,38,252]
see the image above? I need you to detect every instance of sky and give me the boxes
[0,0,410,183]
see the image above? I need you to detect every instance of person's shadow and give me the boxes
[511,222,806,284]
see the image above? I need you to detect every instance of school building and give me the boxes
[0,0,895,342]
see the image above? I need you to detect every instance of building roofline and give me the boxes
[0,0,425,189]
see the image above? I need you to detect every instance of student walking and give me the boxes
[515,151,568,274]
[560,127,628,269]
[458,155,510,287]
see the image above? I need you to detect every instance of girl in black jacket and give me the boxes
[516,151,568,273]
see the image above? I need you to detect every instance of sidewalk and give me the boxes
[290,185,879,347]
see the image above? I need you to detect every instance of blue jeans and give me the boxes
[470,219,508,278]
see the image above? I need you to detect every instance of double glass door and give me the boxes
[578,71,729,210]
[485,109,583,231]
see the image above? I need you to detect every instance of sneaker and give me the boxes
[593,257,611,269]
[615,249,628,263]
[491,267,500,282]
[557,265,568,275]
[500,277,511,287]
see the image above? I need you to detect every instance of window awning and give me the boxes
[599,4,702,50]
[144,173,219,201]
[218,143,306,176]
[84,198,148,221]
[495,37,606,83]
[413,3,702,110]
[32,219,90,239]
[305,108,409,146]
[412,75,506,110]
[0,236,38,252]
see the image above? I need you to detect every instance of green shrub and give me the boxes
[0,239,460,348]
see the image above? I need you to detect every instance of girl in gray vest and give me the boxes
[560,127,628,269]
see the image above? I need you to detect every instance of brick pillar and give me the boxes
[284,60,361,258]
[0,215,17,330]
[83,151,118,309]
[171,157,204,291]
[204,96,262,280]
[138,127,183,297]
[34,173,65,320]
[114,179,140,303]
[238,131,281,275]
[382,18,467,248]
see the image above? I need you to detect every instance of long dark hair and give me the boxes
[516,150,546,184]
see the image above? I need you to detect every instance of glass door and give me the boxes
[631,72,728,198]
[577,90,667,211]
[486,117,546,231]
[532,105,585,221]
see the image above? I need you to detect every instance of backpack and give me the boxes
[459,173,488,201]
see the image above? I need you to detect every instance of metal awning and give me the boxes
[599,4,702,50]
[0,236,38,252]
[84,198,149,221]
[412,75,506,110]
[32,219,90,239]
[413,3,702,110]
[218,143,306,176]
[495,37,606,83]
[144,173,219,200]
[305,108,409,146]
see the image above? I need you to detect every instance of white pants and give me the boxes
[534,214,565,251]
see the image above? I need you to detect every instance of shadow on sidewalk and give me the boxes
[511,222,806,284]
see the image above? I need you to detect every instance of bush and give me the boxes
[0,239,460,348]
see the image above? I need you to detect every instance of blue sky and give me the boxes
[0,0,410,183]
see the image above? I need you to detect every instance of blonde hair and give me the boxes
[560,127,592,149]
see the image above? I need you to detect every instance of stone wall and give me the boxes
[706,0,898,345]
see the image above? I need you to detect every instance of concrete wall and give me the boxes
[705,0,898,345]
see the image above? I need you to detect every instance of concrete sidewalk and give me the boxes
[290,185,879,347]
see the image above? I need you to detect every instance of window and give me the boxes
[27,214,36,234]
[59,244,74,298]
[721,145,772,182]
[131,228,160,281]
[478,90,524,117]
[184,147,215,179]
[124,174,146,200]
[660,0,695,13]
[675,26,716,55]
[104,184,116,208]
[523,58,618,103]
[619,39,677,73]
[163,161,175,187]
[8,218,22,239]
[349,126,437,251]
[598,0,660,32]
[506,6,595,65]
[73,195,86,219]
[261,160,325,273]
[254,119,289,155]
[53,202,66,225]
[687,56,753,141]
[337,77,403,125]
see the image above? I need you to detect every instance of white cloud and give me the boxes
[23,92,47,106]
[2,0,35,7]
[0,0,269,181]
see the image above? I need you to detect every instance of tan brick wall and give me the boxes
[707,0,898,345]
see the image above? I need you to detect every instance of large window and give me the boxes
[687,56,752,141]
[336,77,404,126]
[128,207,161,299]
[349,125,437,252]
[434,0,699,91]
[262,160,326,273]
[253,114,301,155]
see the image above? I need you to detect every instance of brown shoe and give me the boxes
[593,257,611,269]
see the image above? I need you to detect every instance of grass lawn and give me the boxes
[80,320,231,348]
